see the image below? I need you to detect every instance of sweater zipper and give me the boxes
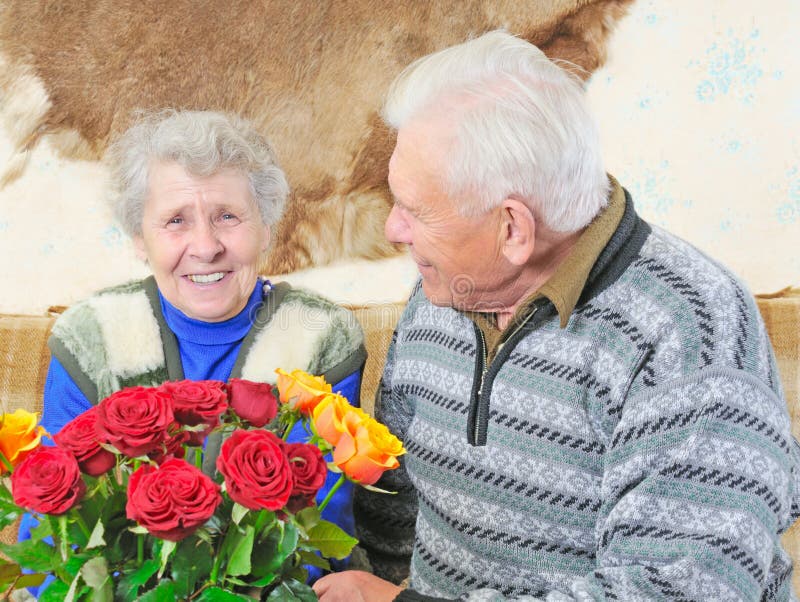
[472,326,488,444]
[469,306,539,446]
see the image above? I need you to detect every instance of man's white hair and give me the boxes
[383,30,609,232]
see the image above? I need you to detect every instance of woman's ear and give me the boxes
[500,198,536,266]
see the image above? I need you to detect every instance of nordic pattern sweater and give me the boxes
[354,195,800,601]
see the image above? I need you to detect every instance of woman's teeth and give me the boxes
[188,272,225,283]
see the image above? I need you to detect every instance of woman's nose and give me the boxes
[189,221,224,262]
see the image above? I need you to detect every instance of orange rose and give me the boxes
[0,409,46,474]
[312,394,370,447]
[274,368,332,416]
[332,415,405,486]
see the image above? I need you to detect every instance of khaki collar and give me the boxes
[534,174,626,328]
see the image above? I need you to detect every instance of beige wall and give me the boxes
[0,0,797,315]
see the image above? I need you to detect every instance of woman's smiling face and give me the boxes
[134,162,270,322]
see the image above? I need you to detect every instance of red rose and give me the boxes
[160,380,228,444]
[11,446,85,515]
[126,458,221,542]
[148,424,190,464]
[216,430,293,511]
[284,442,327,512]
[226,379,278,427]
[54,407,116,476]
[95,386,174,458]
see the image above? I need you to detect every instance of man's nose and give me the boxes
[385,204,412,245]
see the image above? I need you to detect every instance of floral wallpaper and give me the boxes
[0,0,797,315]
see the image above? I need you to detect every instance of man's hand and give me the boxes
[312,570,403,602]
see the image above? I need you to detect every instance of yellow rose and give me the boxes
[0,409,46,474]
[274,368,332,416]
[312,394,371,447]
[331,415,405,486]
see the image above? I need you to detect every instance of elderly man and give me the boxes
[314,31,800,601]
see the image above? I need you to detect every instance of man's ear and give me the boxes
[133,236,148,262]
[500,198,536,266]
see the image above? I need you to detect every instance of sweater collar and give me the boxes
[158,279,266,344]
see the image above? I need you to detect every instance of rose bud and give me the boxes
[95,386,174,458]
[284,442,327,512]
[54,407,116,476]
[160,380,228,444]
[216,430,293,511]
[12,446,86,515]
[126,458,221,542]
[332,416,405,486]
[226,379,278,427]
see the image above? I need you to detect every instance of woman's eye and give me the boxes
[220,213,240,224]
[167,216,183,225]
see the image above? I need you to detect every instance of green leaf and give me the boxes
[38,578,71,602]
[0,539,56,572]
[81,556,112,602]
[231,503,249,525]
[0,559,46,587]
[30,515,54,541]
[247,571,278,588]
[251,522,298,577]
[7,573,48,589]
[137,579,176,602]
[158,539,177,578]
[117,559,159,602]
[86,518,106,549]
[195,585,253,601]
[226,524,254,577]
[170,538,214,600]
[304,520,357,559]
[266,578,317,602]
[294,507,321,532]
[0,484,20,529]
[295,549,330,571]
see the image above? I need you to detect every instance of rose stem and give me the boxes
[133,459,144,566]
[72,509,91,540]
[317,474,346,513]
[282,416,298,441]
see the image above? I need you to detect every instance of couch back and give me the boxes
[1,290,799,589]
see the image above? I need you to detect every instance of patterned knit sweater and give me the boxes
[354,195,800,601]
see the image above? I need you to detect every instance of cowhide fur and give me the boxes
[0,0,633,275]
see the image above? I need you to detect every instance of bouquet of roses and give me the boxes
[0,369,405,601]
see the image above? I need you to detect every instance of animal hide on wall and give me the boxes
[0,0,632,275]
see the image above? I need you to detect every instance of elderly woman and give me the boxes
[24,109,365,578]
